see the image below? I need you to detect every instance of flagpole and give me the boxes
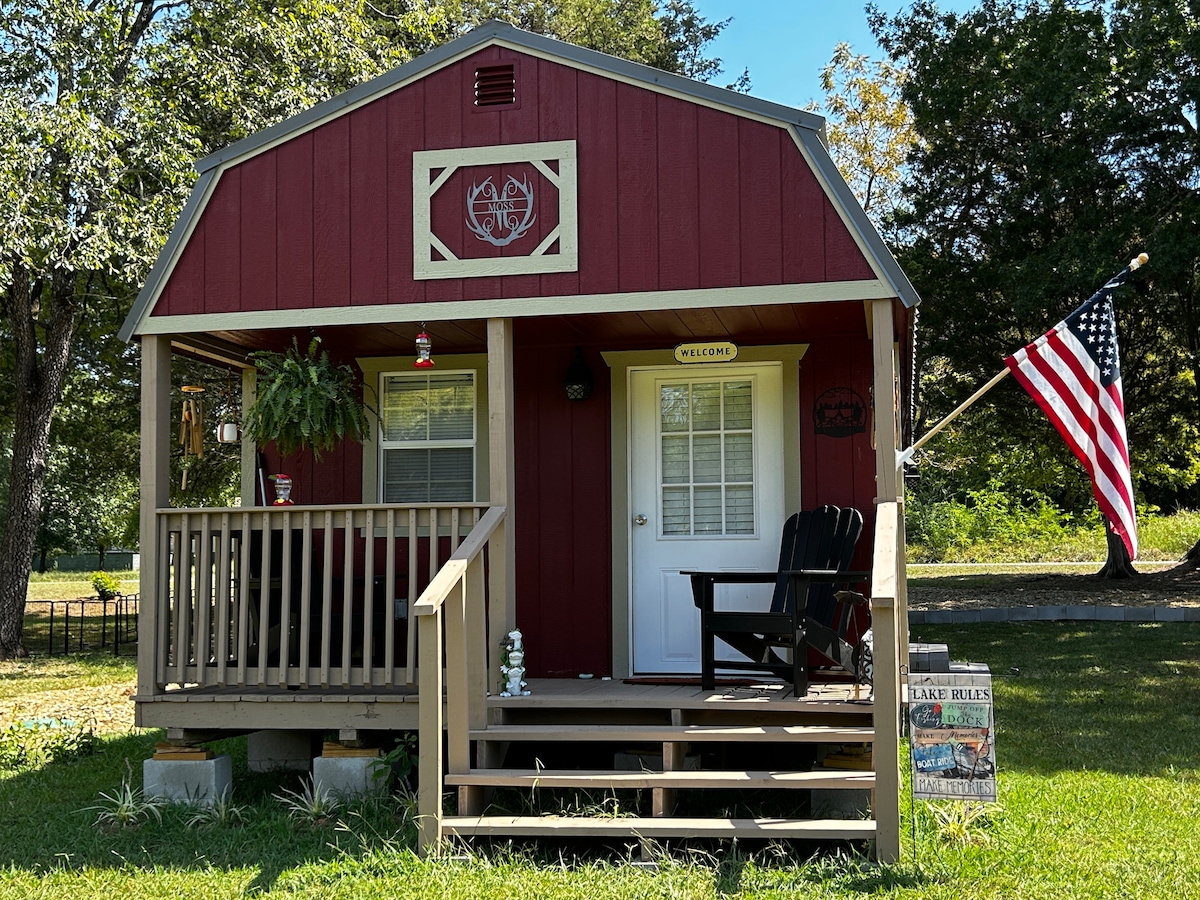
[896,253,1149,470]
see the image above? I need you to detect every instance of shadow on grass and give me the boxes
[0,731,415,893]
[914,621,1200,776]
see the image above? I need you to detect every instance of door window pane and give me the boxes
[657,377,755,537]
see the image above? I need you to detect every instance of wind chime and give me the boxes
[179,384,205,488]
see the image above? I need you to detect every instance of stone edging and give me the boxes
[909,606,1200,625]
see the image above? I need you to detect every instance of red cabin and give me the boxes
[123,22,917,858]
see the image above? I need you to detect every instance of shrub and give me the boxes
[0,718,99,772]
[91,571,121,601]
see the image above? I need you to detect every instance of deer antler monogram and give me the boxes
[465,175,537,247]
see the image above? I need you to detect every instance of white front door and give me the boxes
[629,364,785,674]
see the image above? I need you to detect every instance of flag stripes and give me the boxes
[1003,269,1139,559]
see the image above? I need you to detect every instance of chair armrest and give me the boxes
[683,571,778,612]
[778,569,871,581]
[680,571,779,583]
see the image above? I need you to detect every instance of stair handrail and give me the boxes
[412,505,506,616]
[412,504,507,855]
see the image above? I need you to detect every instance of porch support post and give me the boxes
[487,318,516,690]
[870,505,902,864]
[138,335,172,699]
[870,301,903,863]
[240,367,257,506]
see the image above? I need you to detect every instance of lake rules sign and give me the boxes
[909,671,997,802]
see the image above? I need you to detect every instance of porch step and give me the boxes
[442,814,876,841]
[446,768,875,790]
[470,724,874,743]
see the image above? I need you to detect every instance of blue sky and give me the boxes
[699,1,977,110]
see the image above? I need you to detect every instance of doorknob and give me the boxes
[633,514,648,526]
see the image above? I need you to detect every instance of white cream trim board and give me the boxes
[412,140,578,280]
[135,280,896,336]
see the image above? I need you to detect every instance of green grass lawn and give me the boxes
[2,623,1198,898]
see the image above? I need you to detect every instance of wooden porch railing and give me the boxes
[412,505,506,855]
[151,502,488,691]
[870,500,905,863]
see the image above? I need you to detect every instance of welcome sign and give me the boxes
[909,671,997,802]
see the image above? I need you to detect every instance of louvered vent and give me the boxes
[474,65,516,107]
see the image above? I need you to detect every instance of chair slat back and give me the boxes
[768,505,864,619]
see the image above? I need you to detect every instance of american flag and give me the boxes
[1003,265,1139,559]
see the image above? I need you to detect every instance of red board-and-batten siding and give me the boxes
[152,47,874,317]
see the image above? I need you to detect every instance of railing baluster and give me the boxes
[341,510,354,688]
[406,507,419,686]
[385,508,397,687]
[362,508,375,687]
[279,509,293,687]
[215,513,232,686]
[236,511,251,687]
[428,507,440,599]
[321,510,334,688]
[298,510,313,688]
[444,579,469,776]
[465,553,488,732]
[257,509,272,687]
[195,513,213,686]
[174,515,192,685]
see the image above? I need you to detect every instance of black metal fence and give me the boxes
[27,594,139,657]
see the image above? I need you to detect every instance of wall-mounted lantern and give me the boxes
[563,347,593,401]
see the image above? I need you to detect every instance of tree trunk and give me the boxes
[1096,515,1137,579]
[0,264,79,659]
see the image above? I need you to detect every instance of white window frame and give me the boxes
[377,369,478,504]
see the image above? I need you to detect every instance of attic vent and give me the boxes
[474,65,516,107]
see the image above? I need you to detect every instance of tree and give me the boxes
[0,0,741,658]
[0,0,197,658]
[815,42,917,229]
[872,0,1200,574]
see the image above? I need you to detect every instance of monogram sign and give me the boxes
[413,141,578,280]
[466,175,536,246]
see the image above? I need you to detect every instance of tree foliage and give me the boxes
[0,0,739,657]
[872,0,1200,533]
[816,42,916,228]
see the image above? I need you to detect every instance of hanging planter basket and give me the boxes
[243,337,373,461]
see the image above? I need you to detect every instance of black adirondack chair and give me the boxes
[687,505,868,694]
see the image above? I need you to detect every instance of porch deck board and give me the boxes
[470,724,875,742]
[442,815,877,841]
[489,678,872,713]
[445,769,877,790]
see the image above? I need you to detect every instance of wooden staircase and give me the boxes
[411,501,905,860]
[440,683,879,848]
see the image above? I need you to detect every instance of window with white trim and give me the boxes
[379,371,476,503]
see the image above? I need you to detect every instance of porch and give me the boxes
[136,495,905,859]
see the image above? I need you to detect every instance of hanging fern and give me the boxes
[244,337,373,461]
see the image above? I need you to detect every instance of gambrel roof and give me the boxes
[120,20,918,342]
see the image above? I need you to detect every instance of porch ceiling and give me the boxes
[197,300,869,360]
